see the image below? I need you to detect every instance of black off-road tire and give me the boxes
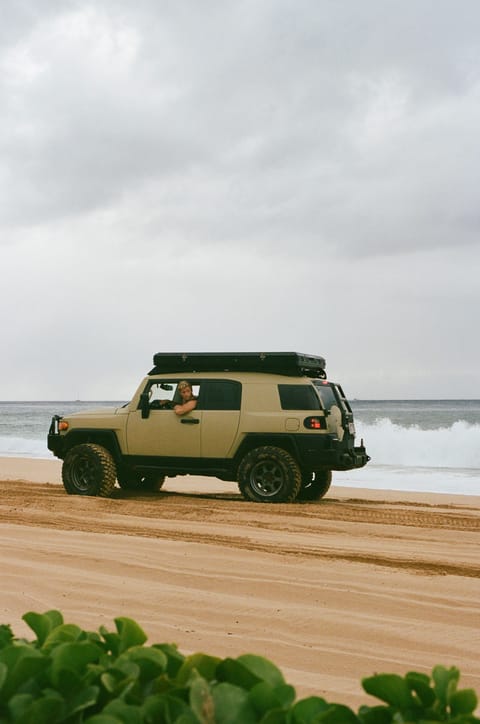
[237,446,302,503]
[117,472,166,492]
[297,470,332,501]
[62,443,117,497]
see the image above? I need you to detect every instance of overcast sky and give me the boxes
[1,0,479,400]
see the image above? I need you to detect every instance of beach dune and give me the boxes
[1,456,479,709]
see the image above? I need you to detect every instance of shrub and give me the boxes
[0,610,478,723]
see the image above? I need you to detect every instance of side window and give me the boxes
[201,381,241,410]
[278,384,321,411]
[145,381,201,409]
[312,382,338,412]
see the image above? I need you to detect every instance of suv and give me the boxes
[48,352,369,503]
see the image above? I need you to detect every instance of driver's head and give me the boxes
[178,380,193,399]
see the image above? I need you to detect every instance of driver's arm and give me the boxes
[173,399,197,416]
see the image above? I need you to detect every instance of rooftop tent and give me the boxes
[149,352,326,378]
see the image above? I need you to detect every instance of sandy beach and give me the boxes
[1,456,479,710]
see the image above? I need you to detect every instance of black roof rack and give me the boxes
[149,352,326,378]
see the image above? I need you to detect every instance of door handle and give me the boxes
[181,418,200,424]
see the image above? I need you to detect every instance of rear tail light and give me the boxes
[304,416,326,430]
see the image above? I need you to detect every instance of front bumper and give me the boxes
[48,416,65,458]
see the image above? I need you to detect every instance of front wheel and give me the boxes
[237,446,301,503]
[62,443,117,497]
[297,470,332,501]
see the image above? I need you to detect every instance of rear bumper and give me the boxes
[336,443,370,470]
[294,435,370,471]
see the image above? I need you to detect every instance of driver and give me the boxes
[173,380,198,416]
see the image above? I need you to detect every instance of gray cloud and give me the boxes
[1,0,479,398]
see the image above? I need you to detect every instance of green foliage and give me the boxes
[0,610,477,723]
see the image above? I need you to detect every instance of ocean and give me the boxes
[0,400,479,496]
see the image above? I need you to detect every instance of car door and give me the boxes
[198,380,242,458]
[126,380,201,458]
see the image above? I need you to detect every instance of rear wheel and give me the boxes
[62,444,116,497]
[237,446,301,503]
[297,470,332,501]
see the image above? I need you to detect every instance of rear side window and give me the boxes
[201,381,242,410]
[278,384,321,410]
[313,382,338,411]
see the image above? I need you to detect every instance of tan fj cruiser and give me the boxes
[48,352,369,503]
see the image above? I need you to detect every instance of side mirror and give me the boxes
[140,392,150,419]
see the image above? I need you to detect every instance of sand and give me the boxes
[0,456,479,710]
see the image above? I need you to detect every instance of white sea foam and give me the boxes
[338,465,480,495]
[354,418,480,469]
[0,436,51,459]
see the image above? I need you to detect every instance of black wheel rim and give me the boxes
[71,456,97,492]
[249,460,285,497]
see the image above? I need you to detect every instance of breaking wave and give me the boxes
[354,418,480,470]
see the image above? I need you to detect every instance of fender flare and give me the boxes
[62,429,123,464]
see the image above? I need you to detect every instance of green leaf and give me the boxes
[64,685,100,718]
[53,667,85,699]
[216,658,262,690]
[316,703,360,723]
[236,655,285,688]
[42,623,84,653]
[362,674,415,710]
[153,643,185,678]
[100,627,121,656]
[450,688,478,716]
[7,693,34,721]
[0,661,7,692]
[175,654,221,686]
[141,692,194,721]
[100,661,139,698]
[260,709,288,723]
[117,645,167,683]
[248,681,295,715]
[114,618,148,653]
[290,696,330,724]
[101,698,144,723]
[22,611,63,646]
[190,673,215,723]
[84,716,123,724]
[357,705,392,724]
[406,670,430,686]
[0,644,47,700]
[49,641,101,687]
[432,665,460,710]
[211,681,257,724]
[405,671,435,707]
[273,684,296,709]
[0,624,14,649]
[7,691,64,724]
[174,712,201,724]
[23,692,65,724]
